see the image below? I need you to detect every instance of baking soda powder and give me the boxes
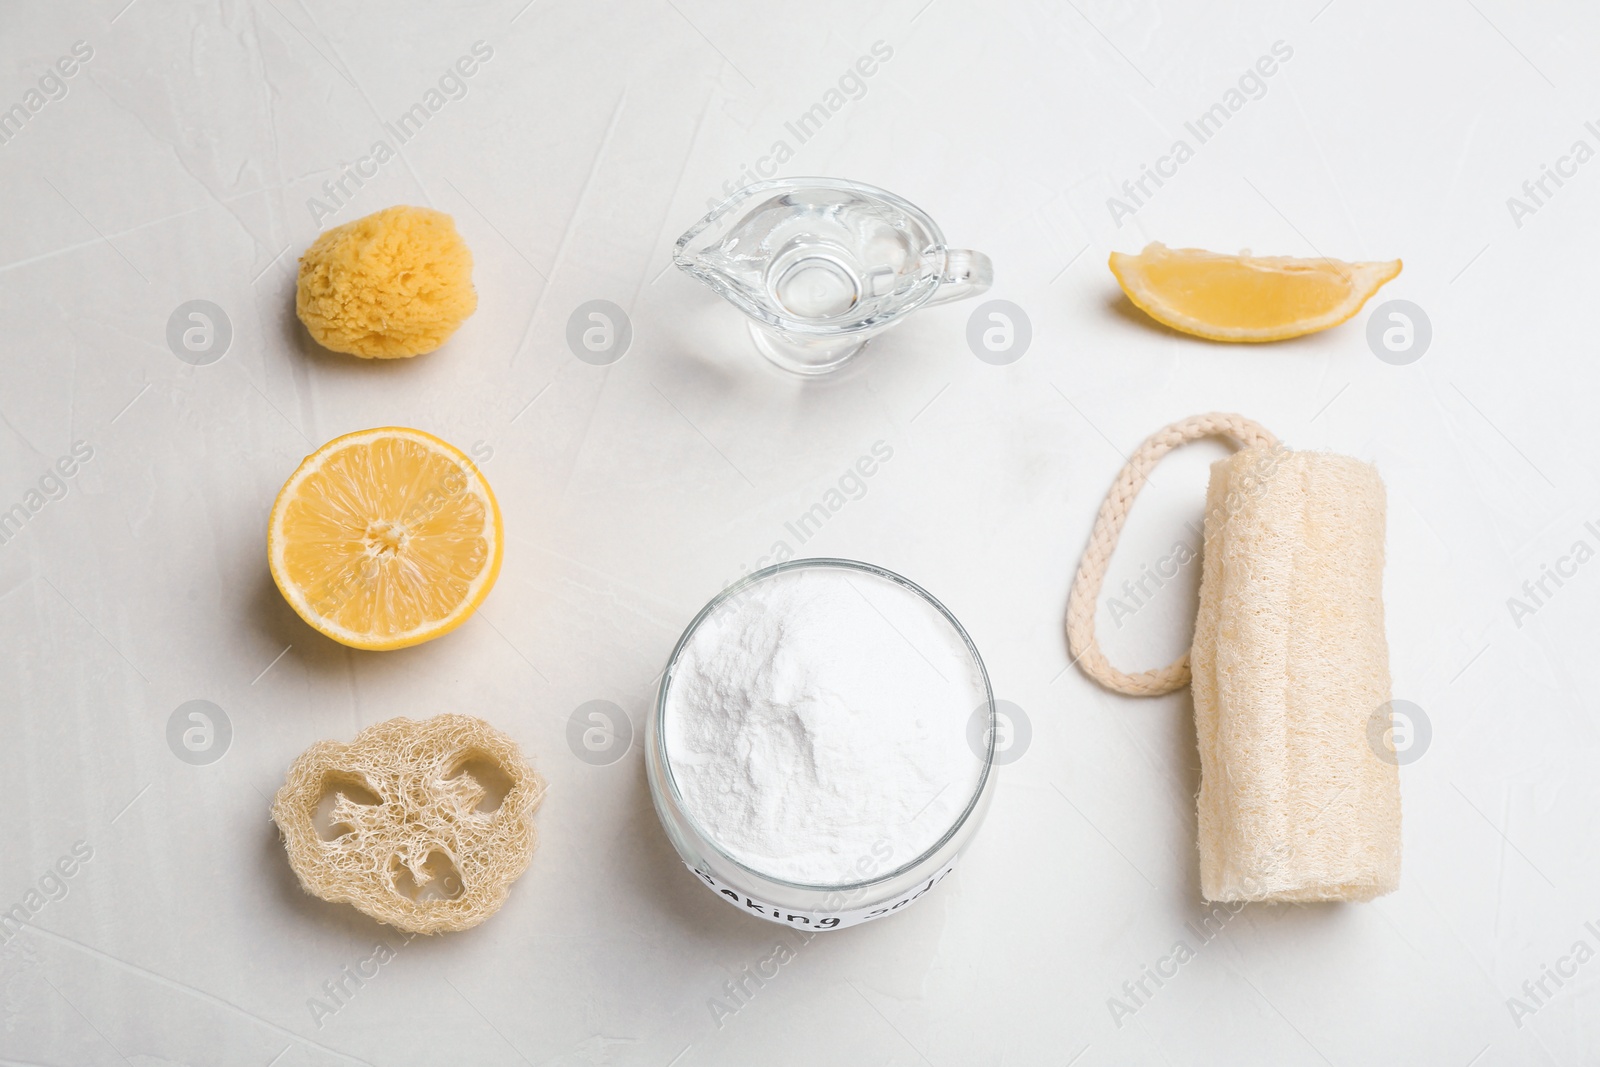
[662,565,986,888]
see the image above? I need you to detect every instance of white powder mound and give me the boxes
[663,565,987,885]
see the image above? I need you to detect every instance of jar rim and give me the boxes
[653,557,996,893]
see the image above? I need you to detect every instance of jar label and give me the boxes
[686,857,959,929]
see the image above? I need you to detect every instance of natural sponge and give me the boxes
[296,205,476,358]
[272,715,545,934]
[1191,448,1399,902]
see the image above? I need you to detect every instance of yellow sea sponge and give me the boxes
[296,205,476,358]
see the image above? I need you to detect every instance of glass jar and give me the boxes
[645,558,996,930]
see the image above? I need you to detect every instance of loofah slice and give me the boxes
[272,715,545,934]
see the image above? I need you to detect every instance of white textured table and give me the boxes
[2,1,1596,1064]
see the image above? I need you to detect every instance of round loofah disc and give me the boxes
[272,715,545,934]
[295,205,477,358]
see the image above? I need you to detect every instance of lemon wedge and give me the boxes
[1109,243,1401,342]
[268,428,502,650]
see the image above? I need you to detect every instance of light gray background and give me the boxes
[2,1,1596,1064]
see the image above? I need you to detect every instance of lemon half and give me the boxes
[268,428,502,650]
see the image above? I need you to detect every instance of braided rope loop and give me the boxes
[1066,412,1278,696]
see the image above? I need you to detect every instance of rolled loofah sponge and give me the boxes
[271,715,545,934]
[1067,414,1402,907]
[1191,448,1400,902]
[296,205,477,358]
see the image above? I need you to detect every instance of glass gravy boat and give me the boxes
[674,178,993,375]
